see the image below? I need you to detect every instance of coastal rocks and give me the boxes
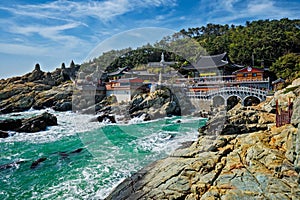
[18,112,57,132]
[107,124,300,200]
[0,112,57,133]
[96,114,116,123]
[27,64,45,82]
[291,95,300,126]
[129,86,182,120]
[0,91,36,114]
[53,101,72,111]
[0,63,79,113]
[200,103,275,135]
[0,119,22,131]
[33,82,73,110]
[107,84,300,200]
[0,130,9,138]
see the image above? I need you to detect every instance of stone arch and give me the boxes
[212,95,225,107]
[244,96,261,106]
[226,95,242,110]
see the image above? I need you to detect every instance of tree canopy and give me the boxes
[270,53,300,83]
[81,18,300,80]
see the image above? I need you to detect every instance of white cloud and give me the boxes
[0,43,48,56]
[1,0,177,22]
[202,0,299,24]
[247,0,274,14]
[7,22,84,47]
[0,0,177,48]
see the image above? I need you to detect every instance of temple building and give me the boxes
[105,77,144,102]
[233,66,264,81]
[181,53,270,92]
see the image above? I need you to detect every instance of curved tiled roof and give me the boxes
[107,67,129,76]
[182,53,231,70]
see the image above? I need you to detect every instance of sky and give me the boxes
[0,0,299,78]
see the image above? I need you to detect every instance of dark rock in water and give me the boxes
[70,148,83,154]
[53,102,72,111]
[58,152,69,158]
[0,130,9,138]
[97,114,116,123]
[17,112,57,133]
[11,112,58,133]
[58,148,84,159]
[30,157,47,169]
[0,160,28,170]
[0,119,22,131]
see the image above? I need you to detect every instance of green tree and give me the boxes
[270,53,300,83]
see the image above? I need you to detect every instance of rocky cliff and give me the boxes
[0,63,79,113]
[106,79,300,200]
[90,85,197,123]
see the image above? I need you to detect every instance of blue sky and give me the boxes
[0,0,299,78]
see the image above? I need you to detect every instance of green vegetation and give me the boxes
[81,18,300,81]
[180,18,300,67]
[271,53,300,84]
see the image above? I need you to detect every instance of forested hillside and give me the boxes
[81,18,300,82]
[180,18,300,67]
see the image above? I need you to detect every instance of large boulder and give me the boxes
[291,96,300,126]
[0,113,57,133]
[107,106,300,200]
[129,86,182,120]
[17,112,57,132]
[200,103,275,135]
[0,119,22,131]
[0,130,9,138]
[53,101,72,111]
[33,82,73,110]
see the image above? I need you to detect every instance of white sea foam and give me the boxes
[0,109,103,143]
[1,109,204,199]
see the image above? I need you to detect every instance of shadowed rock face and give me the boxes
[0,64,79,114]
[129,86,182,119]
[106,82,300,200]
[0,130,9,138]
[0,112,57,133]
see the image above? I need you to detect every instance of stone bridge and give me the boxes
[186,86,268,106]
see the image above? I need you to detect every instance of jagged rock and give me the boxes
[34,63,41,71]
[292,96,300,126]
[0,130,9,138]
[33,82,73,110]
[97,114,116,123]
[0,63,78,113]
[128,86,183,120]
[107,85,300,200]
[17,112,57,133]
[27,66,45,82]
[53,102,72,111]
[0,119,22,131]
[0,112,57,133]
[107,123,300,200]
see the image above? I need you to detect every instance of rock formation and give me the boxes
[0,112,57,135]
[106,79,300,200]
[0,63,79,113]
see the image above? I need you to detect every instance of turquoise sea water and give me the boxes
[0,110,206,199]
